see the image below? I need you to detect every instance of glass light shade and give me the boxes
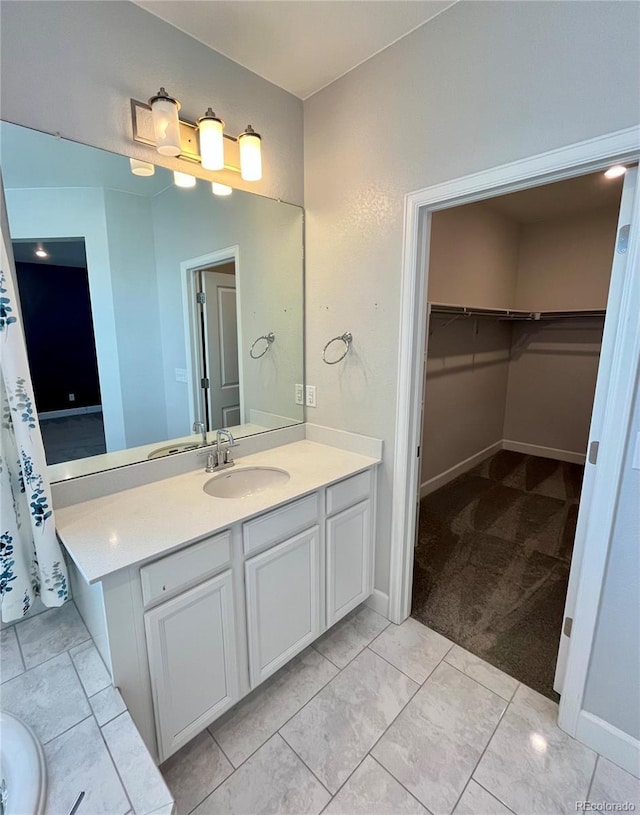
[198,111,225,171]
[211,182,232,197]
[173,171,196,188]
[129,158,155,177]
[149,89,181,157]
[604,165,626,179]
[238,126,262,181]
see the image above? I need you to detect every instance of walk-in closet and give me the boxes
[412,170,625,699]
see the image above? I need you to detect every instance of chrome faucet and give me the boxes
[216,429,235,465]
[193,421,207,447]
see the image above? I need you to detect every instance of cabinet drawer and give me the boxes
[326,470,371,516]
[243,493,319,556]
[140,531,231,607]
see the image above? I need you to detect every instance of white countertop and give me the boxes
[56,440,380,585]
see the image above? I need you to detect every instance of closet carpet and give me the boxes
[411,450,583,700]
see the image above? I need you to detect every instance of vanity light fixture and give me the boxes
[211,182,232,197]
[130,90,263,183]
[173,171,196,188]
[604,165,627,179]
[149,88,182,156]
[198,108,225,171]
[34,244,49,259]
[129,158,155,177]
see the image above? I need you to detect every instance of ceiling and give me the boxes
[133,0,456,100]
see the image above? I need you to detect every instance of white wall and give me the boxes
[304,0,640,596]
[150,183,304,438]
[103,189,167,447]
[0,0,303,205]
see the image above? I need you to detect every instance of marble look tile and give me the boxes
[445,645,518,700]
[16,602,89,668]
[281,648,417,793]
[192,734,330,815]
[370,616,452,684]
[372,661,506,815]
[589,757,640,807]
[474,684,596,815]
[313,605,389,668]
[89,685,127,726]
[1,651,90,743]
[44,716,129,815]
[70,640,111,696]
[453,780,513,815]
[324,756,428,815]
[161,730,233,815]
[102,713,174,815]
[1,625,24,683]
[211,646,338,766]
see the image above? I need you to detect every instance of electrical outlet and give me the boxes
[68,393,75,402]
[305,385,317,408]
[295,384,304,405]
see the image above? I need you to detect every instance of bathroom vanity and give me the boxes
[56,438,380,763]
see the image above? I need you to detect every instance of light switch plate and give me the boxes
[305,385,317,408]
[295,384,304,405]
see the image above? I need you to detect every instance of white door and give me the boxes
[326,500,373,626]
[201,269,240,429]
[144,570,238,761]
[554,166,638,693]
[245,527,321,688]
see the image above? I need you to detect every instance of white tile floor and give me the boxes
[161,606,640,815]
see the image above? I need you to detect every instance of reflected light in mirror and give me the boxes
[129,158,155,177]
[211,182,232,197]
[604,165,626,179]
[239,126,262,181]
[174,171,196,188]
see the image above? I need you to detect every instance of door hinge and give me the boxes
[616,224,630,254]
[588,440,599,466]
[196,291,206,304]
[563,617,573,638]
[200,377,210,389]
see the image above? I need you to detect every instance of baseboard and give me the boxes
[502,440,586,465]
[575,710,640,777]
[39,405,102,420]
[365,589,389,619]
[420,441,502,498]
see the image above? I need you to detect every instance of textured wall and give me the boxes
[0,1,304,205]
[304,0,640,595]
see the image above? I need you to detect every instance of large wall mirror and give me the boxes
[0,121,304,481]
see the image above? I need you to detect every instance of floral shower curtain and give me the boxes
[0,187,69,622]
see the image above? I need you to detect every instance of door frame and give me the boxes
[180,246,242,428]
[388,126,640,738]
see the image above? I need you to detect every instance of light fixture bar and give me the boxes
[130,99,242,173]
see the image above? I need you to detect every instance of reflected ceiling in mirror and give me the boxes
[0,121,304,481]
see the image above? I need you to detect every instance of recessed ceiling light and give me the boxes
[604,165,626,179]
[34,244,49,258]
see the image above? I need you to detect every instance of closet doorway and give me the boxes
[411,170,627,700]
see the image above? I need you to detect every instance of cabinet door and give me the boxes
[326,500,372,627]
[245,526,321,688]
[145,570,238,761]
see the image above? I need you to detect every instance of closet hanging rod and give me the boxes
[428,303,605,322]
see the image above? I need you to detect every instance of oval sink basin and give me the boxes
[148,443,199,460]
[203,467,290,499]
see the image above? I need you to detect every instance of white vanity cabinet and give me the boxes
[325,471,374,626]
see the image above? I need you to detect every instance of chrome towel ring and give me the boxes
[250,332,275,359]
[323,332,352,364]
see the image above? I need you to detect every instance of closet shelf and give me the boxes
[429,303,606,322]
